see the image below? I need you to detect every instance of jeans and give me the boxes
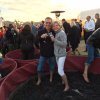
[37,56,56,72]
[85,44,100,65]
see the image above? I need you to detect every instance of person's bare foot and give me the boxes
[64,86,69,92]
[83,73,89,83]
[36,80,41,85]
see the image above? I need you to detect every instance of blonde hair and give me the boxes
[70,21,76,27]
[53,21,62,28]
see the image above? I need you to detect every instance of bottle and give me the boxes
[0,52,3,64]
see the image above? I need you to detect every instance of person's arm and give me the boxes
[87,28,100,44]
[34,34,40,49]
[38,30,48,42]
[84,22,88,31]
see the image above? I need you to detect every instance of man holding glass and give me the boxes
[36,17,55,85]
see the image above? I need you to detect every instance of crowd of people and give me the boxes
[0,13,100,91]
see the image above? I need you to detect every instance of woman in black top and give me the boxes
[18,25,35,60]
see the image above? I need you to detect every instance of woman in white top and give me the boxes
[51,21,69,91]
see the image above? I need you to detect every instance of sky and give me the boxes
[0,0,100,22]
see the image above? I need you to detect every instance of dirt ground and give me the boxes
[9,72,100,100]
[73,40,87,56]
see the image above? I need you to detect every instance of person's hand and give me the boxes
[41,33,48,38]
[50,36,55,41]
[84,28,89,32]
